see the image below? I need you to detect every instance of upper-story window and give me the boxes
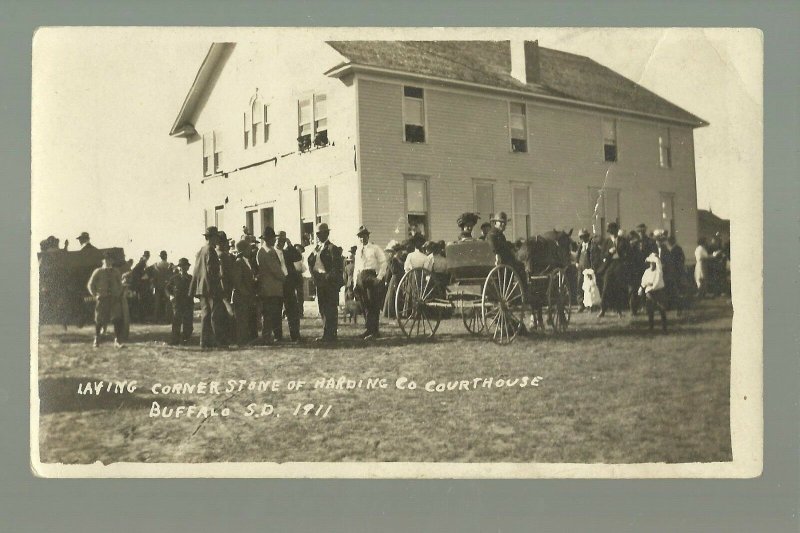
[245,92,269,149]
[602,119,618,162]
[202,131,221,176]
[509,102,528,153]
[298,93,328,152]
[659,128,672,168]
[403,86,426,143]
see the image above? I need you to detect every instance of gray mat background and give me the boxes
[3,1,798,531]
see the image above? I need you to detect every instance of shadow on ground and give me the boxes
[38,377,182,415]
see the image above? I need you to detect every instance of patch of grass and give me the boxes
[37,299,732,464]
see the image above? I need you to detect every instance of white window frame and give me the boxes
[202,132,213,176]
[213,130,222,173]
[659,192,676,236]
[404,174,430,237]
[659,128,672,169]
[602,119,618,163]
[508,102,528,153]
[473,179,495,220]
[402,85,427,143]
[297,93,328,151]
[510,183,532,241]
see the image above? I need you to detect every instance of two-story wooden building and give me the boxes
[170,40,707,250]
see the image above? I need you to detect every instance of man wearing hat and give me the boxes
[486,212,520,268]
[596,221,630,318]
[165,258,194,345]
[575,228,598,312]
[230,240,259,345]
[216,232,237,344]
[256,226,286,344]
[307,222,344,342]
[151,250,173,324]
[86,251,125,348]
[353,225,388,339]
[456,212,480,241]
[189,226,225,348]
[76,231,98,253]
[277,230,303,342]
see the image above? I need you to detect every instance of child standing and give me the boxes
[638,253,668,332]
[581,268,602,311]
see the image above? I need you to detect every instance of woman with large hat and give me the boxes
[456,212,480,241]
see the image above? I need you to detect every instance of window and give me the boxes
[298,185,329,244]
[602,119,618,162]
[405,176,428,237]
[299,188,315,243]
[659,128,672,168]
[512,185,531,240]
[509,102,528,153]
[202,131,222,175]
[313,94,327,147]
[589,187,620,234]
[403,86,425,143]
[213,131,222,173]
[474,180,494,219]
[202,133,213,176]
[660,193,675,236]
[245,93,269,149]
[297,93,328,152]
[245,209,257,235]
[214,205,225,231]
[315,185,329,225]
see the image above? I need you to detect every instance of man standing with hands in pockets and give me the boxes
[307,223,343,343]
[353,225,388,340]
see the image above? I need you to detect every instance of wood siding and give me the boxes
[357,76,699,250]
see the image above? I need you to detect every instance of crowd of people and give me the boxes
[42,209,730,348]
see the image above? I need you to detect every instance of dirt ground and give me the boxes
[36,299,732,464]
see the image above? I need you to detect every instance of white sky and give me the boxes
[32,27,762,261]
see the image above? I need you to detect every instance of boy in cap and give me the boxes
[230,240,259,345]
[86,251,125,348]
[165,258,194,345]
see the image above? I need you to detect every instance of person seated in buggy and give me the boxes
[456,212,480,241]
[486,212,526,281]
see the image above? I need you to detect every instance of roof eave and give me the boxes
[169,43,235,137]
[328,62,708,128]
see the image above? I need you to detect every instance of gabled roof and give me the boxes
[170,42,236,137]
[325,40,707,127]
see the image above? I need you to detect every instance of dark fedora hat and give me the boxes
[260,226,277,240]
[203,226,220,237]
[356,225,370,237]
[177,257,191,267]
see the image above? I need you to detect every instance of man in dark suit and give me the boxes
[277,230,303,342]
[189,226,225,348]
[231,240,259,345]
[596,221,630,318]
[486,211,525,275]
[165,257,194,345]
[307,222,343,342]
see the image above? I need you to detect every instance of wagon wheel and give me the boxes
[395,268,443,339]
[546,270,572,333]
[481,265,526,345]
[459,295,484,335]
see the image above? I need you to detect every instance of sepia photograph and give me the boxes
[30,27,762,478]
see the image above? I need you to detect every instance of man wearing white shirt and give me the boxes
[403,233,432,272]
[353,225,388,339]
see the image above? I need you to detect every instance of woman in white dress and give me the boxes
[694,237,709,297]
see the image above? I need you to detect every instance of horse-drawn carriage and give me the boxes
[394,232,573,345]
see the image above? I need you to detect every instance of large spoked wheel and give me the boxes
[481,265,527,345]
[395,268,443,339]
[459,295,484,335]
[547,270,572,334]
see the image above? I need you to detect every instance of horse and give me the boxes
[516,229,575,330]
